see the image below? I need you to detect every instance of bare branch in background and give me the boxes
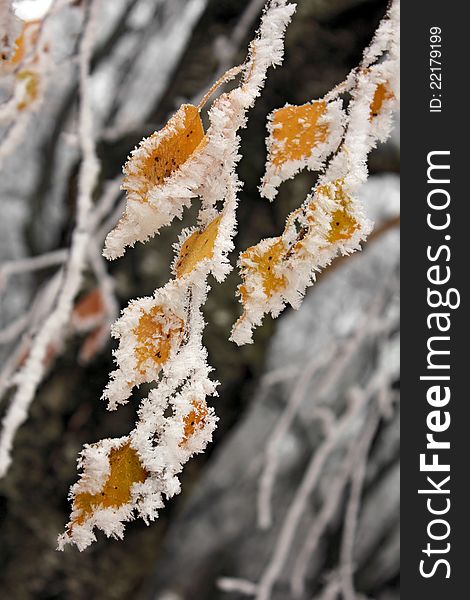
[0,0,101,477]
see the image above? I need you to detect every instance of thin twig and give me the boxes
[258,343,335,528]
[339,413,379,600]
[257,280,395,531]
[254,392,370,600]
[0,249,67,296]
[0,270,62,399]
[218,578,259,596]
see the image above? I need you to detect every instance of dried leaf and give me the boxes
[123,104,205,203]
[175,215,222,278]
[369,82,394,119]
[270,101,328,166]
[239,238,287,302]
[16,69,40,110]
[133,305,185,375]
[260,99,345,201]
[315,180,359,243]
[179,399,209,446]
[74,289,104,319]
[1,19,39,66]
[71,442,147,529]
[72,288,106,331]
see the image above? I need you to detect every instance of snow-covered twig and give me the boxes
[0,312,30,346]
[218,578,259,596]
[219,367,394,600]
[0,270,62,400]
[257,344,336,529]
[253,391,371,600]
[338,412,379,600]
[209,0,267,83]
[230,0,400,345]
[257,275,396,531]
[291,379,397,598]
[0,248,67,296]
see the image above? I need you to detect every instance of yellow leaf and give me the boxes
[175,215,222,278]
[327,208,359,243]
[2,21,40,66]
[316,180,359,243]
[133,305,184,375]
[124,104,205,202]
[270,101,328,166]
[239,238,287,302]
[71,442,147,529]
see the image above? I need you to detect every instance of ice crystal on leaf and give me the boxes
[102,286,187,410]
[370,81,394,119]
[60,0,296,550]
[70,441,148,529]
[130,105,205,192]
[103,67,242,260]
[270,102,329,165]
[180,399,209,447]
[260,99,345,200]
[104,103,207,260]
[133,305,185,376]
[239,238,288,302]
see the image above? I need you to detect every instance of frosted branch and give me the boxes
[257,278,396,531]
[0,249,67,296]
[253,392,371,600]
[257,344,336,529]
[338,413,379,600]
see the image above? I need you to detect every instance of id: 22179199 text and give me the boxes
[429,26,443,113]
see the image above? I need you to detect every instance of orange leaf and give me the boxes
[369,82,394,119]
[123,104,205,202]
[2,21,40,66]
[179,399,209,446]
[71,442,147,529]
[327,207,359,243]
[270,101,328,166]
[315,180,359,243]
[133,305,184,375]
[73,288,105,320]
[175,215,222,278]
[239,238,287,302]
